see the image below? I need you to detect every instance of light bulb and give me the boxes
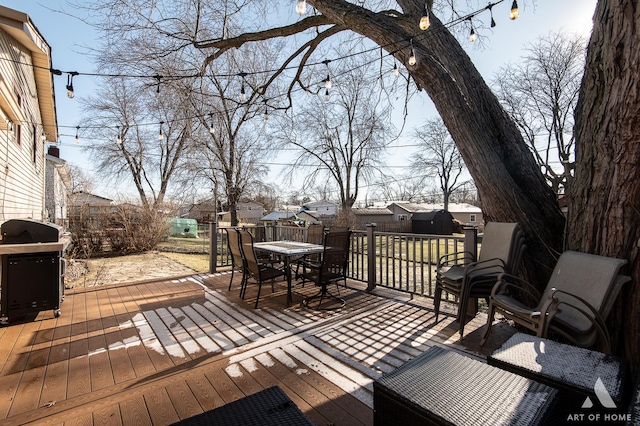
[264,108,269,120]
[408,49,416,66]
[75,126,79,144]
[240,85,246,101]
[469,27,477,42]
[208,113,215,134]
[66,73,76,99]
[393,63,399,77]
[158,122,164,140]
[419,9,430,31]
[510,0,519,20]
[325,74,332,89]
[116,126,122,144]
[325,89,329,100]
[296,0,306,15]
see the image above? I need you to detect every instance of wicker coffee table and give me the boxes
[172,385,314,426]
[374,346,558,425]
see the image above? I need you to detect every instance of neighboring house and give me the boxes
[352,207,394,225]
[235,201,264,222]
[301,200,339,218]
[45,146,70,225]
[387,202,427,222]
[185,199,217,223]
[422,203,483,229]
[387,202,483,230]
[68,191,114,221]
[0,6,57,223]
[260,211,296,225]
[216,202,265,224]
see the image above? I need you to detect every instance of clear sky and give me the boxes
[3,0,598,201]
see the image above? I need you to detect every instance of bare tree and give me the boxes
[67,164,94,194]
[494,31,585,195]
[275,58,392,212]
[411,118,468,211]
[81,77,193,211]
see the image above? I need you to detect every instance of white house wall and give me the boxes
[0,28,46,222]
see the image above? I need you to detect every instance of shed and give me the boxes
[412,210,454,235]
[170,218,199,238]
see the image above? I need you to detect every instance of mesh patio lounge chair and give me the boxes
[480,250,631,353]
[434,222,526,339]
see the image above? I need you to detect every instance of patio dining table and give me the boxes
[253,241,324,307]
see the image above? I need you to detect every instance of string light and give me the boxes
[322,59,332,89]
[489,4,496,27]
[10,0,517,142]
[419,5,431,31]
[469,20,477,42]
[510,0,519,20]
[238,72,247,101]
[158,121,164,140]
[296,0,307,15]
[66,72,78,98]
[408,39,416,66]
[209,113,215,134]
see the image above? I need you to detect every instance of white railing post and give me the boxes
[209,221,217,273]
[367,223,377,291]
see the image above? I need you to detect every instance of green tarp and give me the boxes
[170,218,199,238]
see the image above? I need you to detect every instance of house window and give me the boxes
[398,214,409,221]
[470,214,476,222]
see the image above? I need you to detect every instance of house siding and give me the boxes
[0,19,47,222]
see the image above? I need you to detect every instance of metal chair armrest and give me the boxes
[545,289,612,353]
[490,273,543,302]
[437,251,474,268]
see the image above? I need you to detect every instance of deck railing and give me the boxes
[209,222,478,299]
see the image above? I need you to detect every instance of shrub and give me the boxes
[69,205,171,258]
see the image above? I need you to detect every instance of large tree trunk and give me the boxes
[312,0,565,284]
[567,0,640,366]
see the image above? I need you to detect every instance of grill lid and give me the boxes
[1,219,62,244]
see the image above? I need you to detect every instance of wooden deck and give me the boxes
[0,271,516,425]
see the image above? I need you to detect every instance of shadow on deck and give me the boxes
[0,271,516,425]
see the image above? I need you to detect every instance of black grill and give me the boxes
[1,219,64,323]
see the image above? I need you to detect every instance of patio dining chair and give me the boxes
[295,223,325,282]
[434,222,526,339]
[238,229,287,308]
[300,230,351,310]
[226,228,246,292]
[480,251,631,353]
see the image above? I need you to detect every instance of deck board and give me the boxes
[0,271,516,425]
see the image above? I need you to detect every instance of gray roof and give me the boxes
[260,211,296,221]
[353,208,393,215]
